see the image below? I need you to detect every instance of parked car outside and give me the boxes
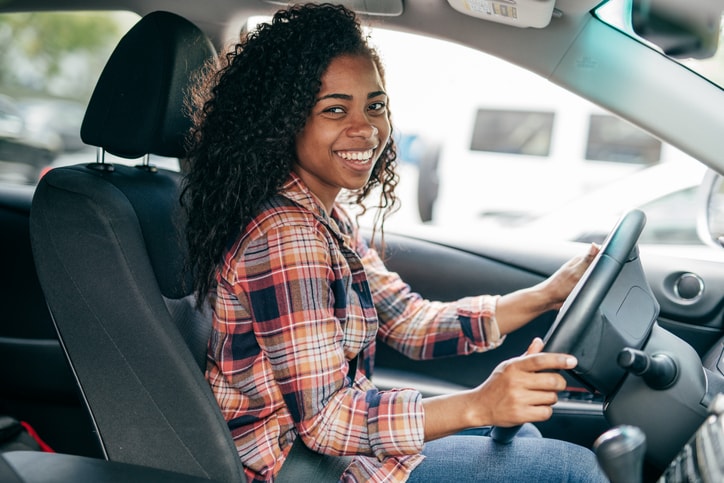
[0,94,63,184]
[463,159,709,246]
[15,97,87,153]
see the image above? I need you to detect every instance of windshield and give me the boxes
[596,0,724,89]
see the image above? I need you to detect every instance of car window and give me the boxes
[585,114,661,164]
[8,11,705,249]
[638,186,699,245]
[0,11,178,186]
[470,109,554,156]
[355,27,705,247]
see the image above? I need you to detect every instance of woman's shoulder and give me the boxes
[253,195,319,231]
[220,197,331,280]
[231,195,327,253]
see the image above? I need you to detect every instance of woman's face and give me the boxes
[294,54,391,213]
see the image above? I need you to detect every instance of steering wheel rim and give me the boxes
[543,209,647,355]
[490,209,647,444]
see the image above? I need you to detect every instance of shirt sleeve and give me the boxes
[359,242,505,360]
[230,221,424,459]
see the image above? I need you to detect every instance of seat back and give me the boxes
[29,11,245,482]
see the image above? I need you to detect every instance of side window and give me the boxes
[585,114,662,164]
[638,186,698,244]
[0,11,177,186]
[470,109,554,156]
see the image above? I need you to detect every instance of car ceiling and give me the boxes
[0,0,602,41]
[1,0,722,176]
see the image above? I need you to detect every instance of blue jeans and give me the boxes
[407,424,608,482]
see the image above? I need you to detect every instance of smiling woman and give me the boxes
[181,3,607,482]
[293,54,391,212]
[3,0,724,481]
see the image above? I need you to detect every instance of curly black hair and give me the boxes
[182,3,399,306]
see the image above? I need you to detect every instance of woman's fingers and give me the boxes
[477,339,578,426]
[524,336,545,355]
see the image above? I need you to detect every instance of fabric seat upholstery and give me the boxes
[29,11,246,482]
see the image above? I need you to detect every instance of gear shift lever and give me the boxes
[593,425,646,483]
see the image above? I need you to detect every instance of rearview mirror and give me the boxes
[631,0,724,59]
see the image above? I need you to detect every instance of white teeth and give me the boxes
[337,149,374,162]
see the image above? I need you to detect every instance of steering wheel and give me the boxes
[491,209,647,444]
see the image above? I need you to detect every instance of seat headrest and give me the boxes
[81,11,216,159]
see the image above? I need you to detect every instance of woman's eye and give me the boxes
[369,101,386,112]
[324,106,345,114]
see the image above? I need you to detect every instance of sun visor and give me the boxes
[447,0,557,28]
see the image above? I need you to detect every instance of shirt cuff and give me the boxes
[458,294,505,351]
[367,388,425,459]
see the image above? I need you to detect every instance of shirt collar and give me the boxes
[278,172,326,218]
[278,172,353,243]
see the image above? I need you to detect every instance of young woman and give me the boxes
[183,4,606,482]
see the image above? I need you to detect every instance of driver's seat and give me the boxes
[29,11,246,482]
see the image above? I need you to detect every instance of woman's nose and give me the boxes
[348,122,378,138]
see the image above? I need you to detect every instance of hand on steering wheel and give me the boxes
[492,210,647,443]
[485,338,578,443]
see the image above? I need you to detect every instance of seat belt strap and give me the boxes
[275,438,354,482]
[276,355,359,482]
[347,354,358,380]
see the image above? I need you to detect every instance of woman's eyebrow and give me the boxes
[317,93,351,102]
[316,90,387,103]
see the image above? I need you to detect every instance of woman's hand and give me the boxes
[421,338,576,440]
[495,243,599,336]
[539,242,599,311]
[469,337,574,428]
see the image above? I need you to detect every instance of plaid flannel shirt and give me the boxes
[206,173,504,482]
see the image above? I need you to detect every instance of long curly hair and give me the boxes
[182,3,399,305]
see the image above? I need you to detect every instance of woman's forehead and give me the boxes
[318,55,384,96]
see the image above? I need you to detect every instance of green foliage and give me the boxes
[0,12,134,99]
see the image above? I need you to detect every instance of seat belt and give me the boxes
[275,439,354,482]
[275,355,358,482]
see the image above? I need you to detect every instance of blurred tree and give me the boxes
[0,12,133,100]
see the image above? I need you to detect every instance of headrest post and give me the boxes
[95,146,106,165]
[88,146,114,172]
[135,153,158,173]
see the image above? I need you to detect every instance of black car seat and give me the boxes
[28,11,247,482]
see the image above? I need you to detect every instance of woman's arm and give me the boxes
[494,243,599,335]
[366,242,599,359]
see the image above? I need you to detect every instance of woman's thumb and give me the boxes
[525,337,544,355]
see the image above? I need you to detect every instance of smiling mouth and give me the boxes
[336,147,377,164]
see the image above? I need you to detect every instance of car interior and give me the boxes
[1,1,724,482]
